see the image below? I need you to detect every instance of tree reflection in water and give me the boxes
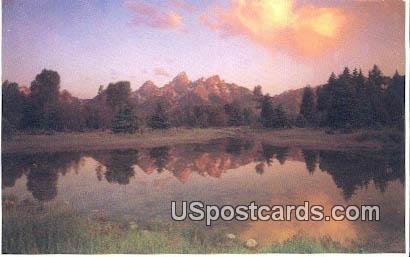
[225,137,253,155]
[257,144,289,166]
[149,147,169,173]
[1,140,404,203]
[2,155,27,188]
[302,150,317,175]
[104,150,139,185]
[91,149,139,185]
[254,162,264,175]
[2,152,81,202]
[318,150,404,199]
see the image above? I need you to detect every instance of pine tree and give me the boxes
[368,65,383,90]
[354,69,372,127]
[112,105,138,133]
[385,71,404,128]
[148,101,171,129]
[260,95,274,128]
[316,72,336,127]
[299,86,316,127]
[224,103,243,126]
[368,65,387,126]
[272,105,289,128]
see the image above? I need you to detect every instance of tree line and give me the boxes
[3,70,142,136]
[297,65,404,129]
[2,69,258,136]
[2,65,404,137]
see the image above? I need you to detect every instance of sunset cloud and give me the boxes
[153,67,171,77]
[170,0,195,12]
[124,0,183,29]
[201,0,350,57]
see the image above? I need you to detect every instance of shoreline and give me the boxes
[1,127,403,154]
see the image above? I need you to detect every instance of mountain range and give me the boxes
[130,72,306,116]
[17,71,307,117]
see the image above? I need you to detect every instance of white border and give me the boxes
[404,0,409,255]
[0,0,409,257]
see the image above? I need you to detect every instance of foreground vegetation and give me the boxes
[3,198,363,254]
[2,127,403,154]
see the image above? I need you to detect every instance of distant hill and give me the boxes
[271,87,319,117]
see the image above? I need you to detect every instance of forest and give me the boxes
[2,65,405,137]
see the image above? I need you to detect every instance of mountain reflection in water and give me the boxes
[2,138,405,251]
[2,138,403,202]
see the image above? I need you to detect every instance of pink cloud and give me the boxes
[201,0,354,57]
[153,67,171,77]
[124,0,183,29]
[170,0,195,12]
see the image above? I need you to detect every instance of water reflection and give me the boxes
[149,147,169,173]
[1,139,405,251]
[91,150,138,185]
[318,150,404,199]
[2,152,81,201]
[2,139,404,203]
[302,150,317,175]
[225,138,254,155]
[258,144,289,166]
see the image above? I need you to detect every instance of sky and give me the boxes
[2,0,406,98]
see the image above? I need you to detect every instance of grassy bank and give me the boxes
[2,127,403,154]
[2,199,357,254]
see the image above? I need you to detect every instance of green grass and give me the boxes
[2,199,361,254]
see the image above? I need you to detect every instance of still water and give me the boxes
[2,138,405,251]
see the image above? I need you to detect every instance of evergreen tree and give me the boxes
[368,65,383,90]
[368,65,387,126]
[299,86,316,127]
[327,68,356,128]
[317,67,358,128]
[272,105,289,128]
[148,101,171,129]
[260,95,274,128]
[112,105,138,133]
[385,71,404,128]
[242,107,254,125]
[224,103,243,126]
[314,66,405,129]
[354,69,373,127]
[316,72,336,127]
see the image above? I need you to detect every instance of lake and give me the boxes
[2,138,405,252]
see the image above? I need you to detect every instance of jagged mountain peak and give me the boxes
[140,80,157,88]
[133,80,160,101]
[205,75,221,85]
[172,71,189,85]
[132,73,254,108]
